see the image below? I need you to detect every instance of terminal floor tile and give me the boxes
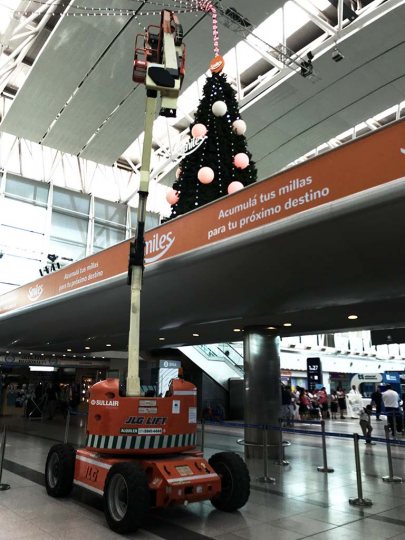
[0,415,404,539]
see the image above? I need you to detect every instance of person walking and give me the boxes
[336,386,346,419]
[317,387,329,419]
[330,390,338,420]
[359,404,375,445]
[371,387,383,421]
[382,384,401,436]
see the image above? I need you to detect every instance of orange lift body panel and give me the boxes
[85,378,198,455]
[74,449,222,507]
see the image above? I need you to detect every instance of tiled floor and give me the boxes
[0,414,405,539]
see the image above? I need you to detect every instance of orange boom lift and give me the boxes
[44,10,250,534]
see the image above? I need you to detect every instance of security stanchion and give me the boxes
[0,426,10,491]
[258,427,276,484]
[382,425,403,483]
[64,409,71,444]
[277,419,289,466]
[349,433,372,507]
[200,418,205,452]
[317,420,334,473]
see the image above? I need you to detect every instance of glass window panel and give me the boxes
[53,187,90,216]
[51,212,88,244]
[1,198,47,233]
[50,212,88,261]
[146,212,160,231]
[0,225,44,258]
[130,209,160,232]
[0,253,40,287]
[5,175,48,205]
[94,199,126,225]
[93,224,125,253]
[48,238,86,262]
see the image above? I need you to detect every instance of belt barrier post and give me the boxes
[317,420,334,473]
[0,426,10,491]
[277,418,289,466]
[349,433,372,507]
[382,425,403,483]
[200,418,205,452]
[64,409,71,444]
[258,426,276,484]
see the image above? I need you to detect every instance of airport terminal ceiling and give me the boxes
[0,0,404,184]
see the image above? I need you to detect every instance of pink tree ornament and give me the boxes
[166,188,179,205]
[227,181,244,194]
[191,123,208,138]
[233,152,249,169]
[198,166,215,184]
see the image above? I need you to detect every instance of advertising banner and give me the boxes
[1,119,404,318]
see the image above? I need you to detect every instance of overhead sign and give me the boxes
[0,354,108,368]
[0,120,404,318]
[350,373,383,388]
[307,357,322,391]
[383,372,400,384]
[159,360,181,369]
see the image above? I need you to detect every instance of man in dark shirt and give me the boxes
[371,387,383,421]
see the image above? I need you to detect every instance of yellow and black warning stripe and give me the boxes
[86,432,197,450]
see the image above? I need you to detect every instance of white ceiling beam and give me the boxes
[291,0,337,36]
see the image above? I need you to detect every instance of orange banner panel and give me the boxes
[1,119,404,316]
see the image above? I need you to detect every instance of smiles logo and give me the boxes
[145,231,175,263]
[28,284,44,302]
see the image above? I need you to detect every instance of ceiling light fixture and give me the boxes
[158,337,165,341]
[267,326,277,330]
[85,346,90,350]
[67,348,72,352]
[283,322,292,327]
[106,344,112,347]
[348,314,358,320]
[233,328,241,332]
[193,333,199,337]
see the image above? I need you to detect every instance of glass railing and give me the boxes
[195,343,244,373]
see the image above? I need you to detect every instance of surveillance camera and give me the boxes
[332,48,344,62]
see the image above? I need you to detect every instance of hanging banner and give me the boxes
[0,119,404,317]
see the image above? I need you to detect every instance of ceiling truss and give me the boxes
[0,0,403,205]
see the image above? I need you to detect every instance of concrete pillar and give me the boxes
[243,327,281,459]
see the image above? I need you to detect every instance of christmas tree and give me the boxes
[166,69,257,219]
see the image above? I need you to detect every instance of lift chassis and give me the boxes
[45,10,250,534]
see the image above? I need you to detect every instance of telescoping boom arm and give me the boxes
[126,10,185,397]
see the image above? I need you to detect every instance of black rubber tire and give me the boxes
[209,452,250,512]
[45,443,76,497]
[104,462,150,534]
